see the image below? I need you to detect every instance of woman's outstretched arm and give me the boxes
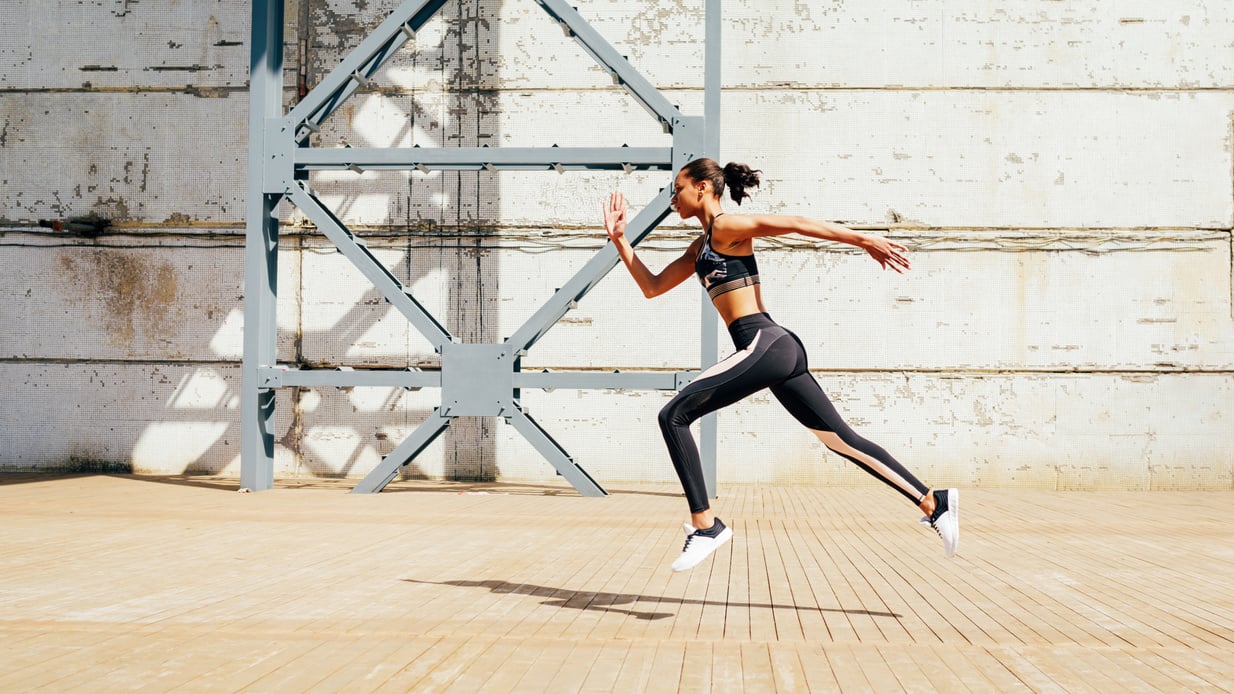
[604,191,700,298]
[713,214,911,273]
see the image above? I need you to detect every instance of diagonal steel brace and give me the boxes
[286,0,449,140]
[287,182,453,350]
[352,408,452,493]
[533,0,684,130]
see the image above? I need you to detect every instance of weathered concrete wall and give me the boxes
[2,0,1231,490]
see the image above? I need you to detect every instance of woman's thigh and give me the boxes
[664,328,798,422]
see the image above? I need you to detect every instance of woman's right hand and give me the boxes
[603,191,628,243]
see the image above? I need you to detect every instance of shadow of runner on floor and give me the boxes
[403,579,903,622]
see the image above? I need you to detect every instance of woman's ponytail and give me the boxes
[722,162,761,206]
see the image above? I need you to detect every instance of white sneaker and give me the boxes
[922,489,959,558]
[671,519,733,572]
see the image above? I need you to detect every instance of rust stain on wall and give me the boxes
[58,250,181,350]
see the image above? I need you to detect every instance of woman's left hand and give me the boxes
[603,191,629,243]
[862,234,911,273]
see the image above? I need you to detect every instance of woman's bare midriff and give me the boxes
[711,284,768,326]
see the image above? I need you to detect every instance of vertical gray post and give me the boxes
[700,0,722,499]
[241,0,285,492]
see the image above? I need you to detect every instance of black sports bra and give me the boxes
[694,213,760,300]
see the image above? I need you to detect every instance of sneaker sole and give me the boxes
[944,488,959,558]
[671,527,733,572]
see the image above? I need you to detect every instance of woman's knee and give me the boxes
[658,400,692,431]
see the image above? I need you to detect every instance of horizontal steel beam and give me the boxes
[259,367,441,389]
[257,367,696,391]
[294,146,673,172]
[514,371,691,391]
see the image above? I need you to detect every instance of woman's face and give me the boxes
[670,169,704,219]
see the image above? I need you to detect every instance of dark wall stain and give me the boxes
[58,250,181,350]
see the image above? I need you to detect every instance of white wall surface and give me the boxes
[2,0,1231,490]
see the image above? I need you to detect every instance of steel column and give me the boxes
[700,0,723,498]
[241,0,285,492]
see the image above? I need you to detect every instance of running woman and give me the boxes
[602,158,959,572]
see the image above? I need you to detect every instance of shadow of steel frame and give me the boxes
[243,0,723,495]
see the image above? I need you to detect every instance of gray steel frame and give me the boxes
[243,0,723,495]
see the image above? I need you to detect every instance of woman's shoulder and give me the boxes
[709,212,761,247]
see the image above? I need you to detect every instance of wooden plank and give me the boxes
[543,641,606,693]
[584,525,674,639]
[984,647,1069,693]
[506,637,576,694]
[666,540,715,641]
[822,643,876,691]
[877,643,965,693]
[1135,648,1233,691]
[821,514,915,645]
[767,643,809,693]
[708,641,744,693]
[0,629,118,690]
[942,644,1033,693]
[302,637,419,692]
[677,640,712,693]
[641,640,686,694]
[578,641,633,694]
[693,523,734,642]
[569,518,664,639]
[368,637,457,692]
[476,638,548,693]
[739,641,778,692]
[609,641,658,693]
[763,519,805,642]
[795,532,863,644]
[723,518,753,640]
[793,642,841,692]
[801,516,903,644]
[745,521,780,643]
[241,637,369,692]
[773,518,832,642]
[613,525,692,643]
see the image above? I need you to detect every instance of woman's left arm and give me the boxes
[715,214,911,273]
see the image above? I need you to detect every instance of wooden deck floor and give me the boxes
[1,474,1232,692]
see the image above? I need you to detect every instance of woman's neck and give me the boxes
[698,202,726,232]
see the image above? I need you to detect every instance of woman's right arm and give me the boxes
[604,192,699,298]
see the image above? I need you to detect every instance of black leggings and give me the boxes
[659,313,930,513]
